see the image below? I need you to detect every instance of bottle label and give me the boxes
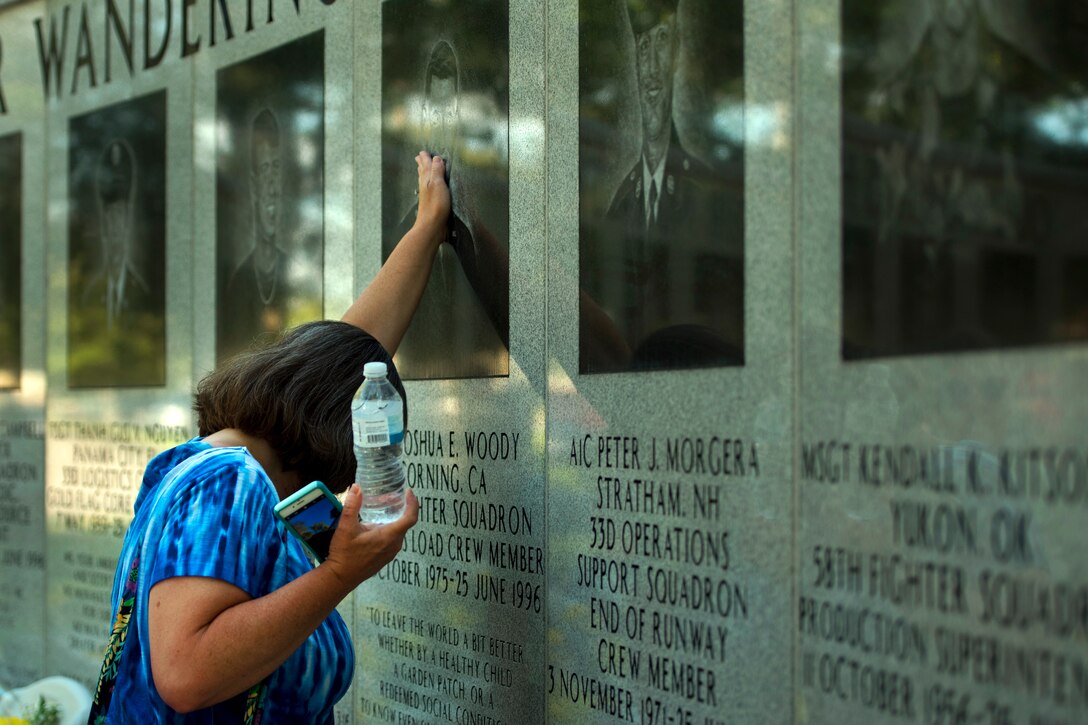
[355,410,404,448]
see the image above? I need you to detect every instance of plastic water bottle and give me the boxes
[352,362,406,524]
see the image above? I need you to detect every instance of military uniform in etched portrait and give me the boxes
[580,0,745,373]
[84,141,153,332]
[216,33,325,365]
[221,108,290,357]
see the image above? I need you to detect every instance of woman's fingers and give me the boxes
[341,483,361,514]
[430,155,445,186]
[418,151,432,182]
[384,490,420,539]
[330,485,362,543]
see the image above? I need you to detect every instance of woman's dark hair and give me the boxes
[194,321,408,493]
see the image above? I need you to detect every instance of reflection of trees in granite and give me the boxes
[294,521,331,541]
[67,92,167,387]
[842,0,1088,358]
[867,0,1032,254]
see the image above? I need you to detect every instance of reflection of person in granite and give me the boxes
[222,108,289,360]
[391,40,509,377]
[583,0,741,371]
[85,140,151,332]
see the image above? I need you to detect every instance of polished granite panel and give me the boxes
[546,0,795,722]
[212,31,326,365]
[0,0,1084,722]
[579,0,745,374]
[40,0,195,687]
[839,2,1088,360]
[352,1,548,723]
[0,133,21,391]
[66,91,168,388]
[380,0,511,381]
[796,2,1088,723]
[186,3,358,720]
[0,0,50,688]
[190,0,355,378]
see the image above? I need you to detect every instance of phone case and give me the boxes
[273,481,343,562]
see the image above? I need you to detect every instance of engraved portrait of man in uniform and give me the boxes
[0,133,21,390]
[216,32,325,364]
[842,0,1088,357]
[580,0,745,373]
[220,108,289,357]
[92,140,149,332]
[68,91,166,388]
[382,0,510,380]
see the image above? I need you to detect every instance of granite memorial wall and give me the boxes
[798,4,1088,724]
[0,0,44,689]
[0,1,1085,724]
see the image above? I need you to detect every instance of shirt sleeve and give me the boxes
[146,454,285,599]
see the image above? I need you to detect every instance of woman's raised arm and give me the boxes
[341,151,451,355]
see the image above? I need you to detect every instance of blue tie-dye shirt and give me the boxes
[102,438,353,723]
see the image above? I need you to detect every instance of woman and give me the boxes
[90,152,450,723]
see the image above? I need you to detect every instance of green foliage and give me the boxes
[21,697,61,725]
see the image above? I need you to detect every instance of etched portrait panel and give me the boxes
[382,0,510,380]
[68,92,167,388]
[842,1,1088,358]
[216,32,325,364]
[580,0,745,373]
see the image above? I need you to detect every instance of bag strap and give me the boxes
[88,554,139,722]
[88,445,269,723]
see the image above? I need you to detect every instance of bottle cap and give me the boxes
[363,361,388,378]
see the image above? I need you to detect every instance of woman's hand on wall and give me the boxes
[414,151,451,245]
[341,151,451,354]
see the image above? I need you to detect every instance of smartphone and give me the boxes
[273,481,343,563]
